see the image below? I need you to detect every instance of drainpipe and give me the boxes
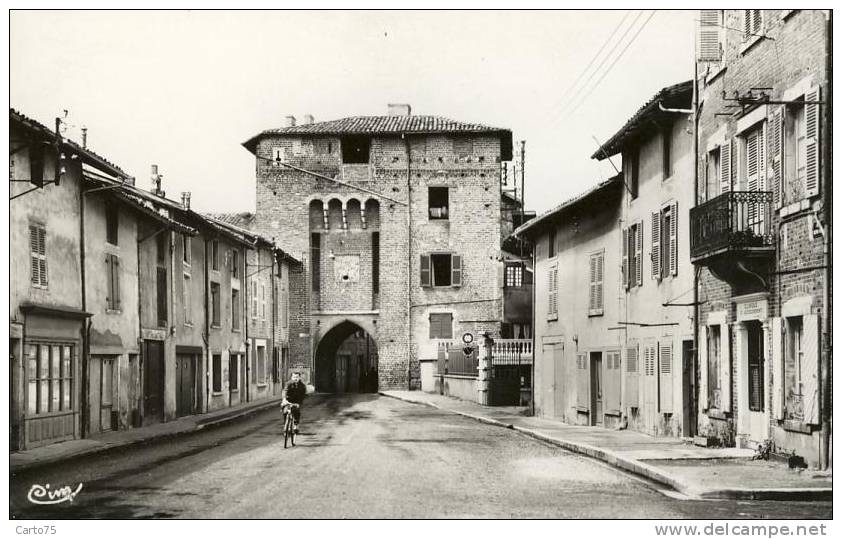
[820,10,832,470]
[245,246,250,402]
[79,179,89,438]
[404,135,412,390]
[692,57,701,438]
[530,240,536,416]
[204,237,210,412]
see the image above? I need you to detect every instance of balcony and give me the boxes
[690,191,775,291]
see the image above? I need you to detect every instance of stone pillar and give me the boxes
[476,333,493,406]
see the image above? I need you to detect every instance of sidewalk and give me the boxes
[381,390,833,501]
[10,396,285,474]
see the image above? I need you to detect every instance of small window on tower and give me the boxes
[428,187,449,220]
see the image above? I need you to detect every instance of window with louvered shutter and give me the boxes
[719,139,732,195]
[698,10,723,62]
[745,126,767,233]
[588,251,604,316]
[768,106,784,208]
[626,346,638,374]
[669,201,678,276]
[634,221,643,287]
[547,265,558,320]
[743,9,763,40]
[30,224,47,287]
[651,212,661,279]
[804,86,821,197]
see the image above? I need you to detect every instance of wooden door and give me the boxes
[552,343,566,418]
[590,352,603,426]
[100,358,115,431]
[176,354,196,417]
[143,341,165,425]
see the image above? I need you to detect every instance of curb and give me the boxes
[10,398,283,475]
[380,392,833,502]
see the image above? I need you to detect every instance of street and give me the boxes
[9,394,833,519]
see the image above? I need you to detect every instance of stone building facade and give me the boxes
[243,106,513,390]
[693,9,831,467]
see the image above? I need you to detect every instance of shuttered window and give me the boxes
[547,264,558,320]
[623,223,642,289]
[743,9,763,40]
[804,86,821,197]
[211,282,221,327]
[429,313,453,339]
[769,105,784,208]
[708,325,721,409]
[212,354,222,393]
[719,139,732,195]
[104,254,121,311]
[588,251,604,316]
[251,280,258,320]
[698,9,723,62]
[156,266,167,326]
[232,289,240,330]
[785,314,821,424]
[653,202,679,280]
[420,254,462,288]
[29,224,48,287]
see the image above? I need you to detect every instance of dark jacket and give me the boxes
[285,380,307,404]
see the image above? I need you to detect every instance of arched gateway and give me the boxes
[314,320,378,393]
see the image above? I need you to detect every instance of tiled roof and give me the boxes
[10,108,129,179]
[242,114,513,157]
[591,80,693,160]
[205,211,254,229]
[513,174,623,238]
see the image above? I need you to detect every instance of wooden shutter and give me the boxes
[743,9,751,38]
[698,10,722,62]
[768,105,784,208]
[588,256,596,311]
[105,255,113,309]
[719,140,732,195]
[670,201,678,276]
[635,221,643,287]
[804,85,821,197]
[112,255,121,310]
[420,255,431,287]
[651,212,661,279]
[699,325,708,410]
[595,252,603,314]
[659,342,673,413]
[751,9,763,35]
[771,317,784,420]
[720,324,731,412]
[802,314,820,424]
[622,227,629,290]
[547,266,558,319]
[625,344,639,407]
[30,225,40,285]
[451,254,462,287]
[576,353,589,409]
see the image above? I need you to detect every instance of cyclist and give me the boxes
[281,372,307,434]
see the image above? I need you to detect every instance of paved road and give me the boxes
[9,394,833,519]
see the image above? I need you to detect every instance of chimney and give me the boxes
[151,164,162,196]
[303,114,315,125]
[181,191,191,210]
[388,103,411,117]
[81,127,87,149]
[284,115,296,127]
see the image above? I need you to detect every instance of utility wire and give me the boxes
[565,10,657,118]
[554,11,631,111]
[555,10,644,119]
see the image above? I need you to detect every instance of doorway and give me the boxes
[741,320,768,444]
[681,340,696,437]
[590,352,603,426]
[315,321,378,393]
[142,340,165,425]
[175,353,197,417]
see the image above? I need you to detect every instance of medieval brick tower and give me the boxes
[243,105,512,390]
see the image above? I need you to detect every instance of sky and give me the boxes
[10,10,696,215]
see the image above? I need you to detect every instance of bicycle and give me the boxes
[282,403,300,448]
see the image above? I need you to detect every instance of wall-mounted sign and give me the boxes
[736,299,768,322]
[462,332,474,344]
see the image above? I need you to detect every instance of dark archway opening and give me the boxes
[315,321,379,393]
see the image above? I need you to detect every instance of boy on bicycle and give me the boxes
[281,372,307,433]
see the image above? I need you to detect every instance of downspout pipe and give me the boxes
[404,134,412,390]
[204,237,210,412]
[820,10,832,470]
[692,58,701,438]
[80,179,89,438]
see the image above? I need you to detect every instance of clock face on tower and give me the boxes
[334,255,360,283]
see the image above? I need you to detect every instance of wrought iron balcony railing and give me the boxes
[690,191,775,262]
